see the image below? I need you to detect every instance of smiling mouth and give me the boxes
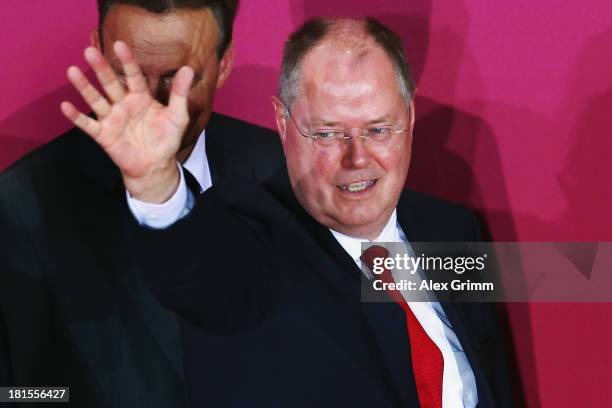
[337,179,377,193]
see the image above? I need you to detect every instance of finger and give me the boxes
[66,66,111,118]
[167,66,194,125]
[113,41,148,93]
[83,47,126,103]
[61,101,101,138]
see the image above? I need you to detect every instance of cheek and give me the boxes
[380,143,412,182]
[314,150,340,180]
[286,143,315,182]
[186,84,215,116]
[286,143,338,192]
[306,150,346,198]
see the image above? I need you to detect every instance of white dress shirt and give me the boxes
[127,129,211,228]
[128,157,478,406]
[331,211,478,408]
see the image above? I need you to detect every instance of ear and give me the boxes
[215,41,235,89]
[408,99,415,129]
[272,96,288,146]
[89,28,102,51]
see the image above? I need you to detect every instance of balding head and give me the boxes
[279,17,415,112]
[272,17,416,239]
[318,19,374,55]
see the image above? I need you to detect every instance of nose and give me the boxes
[341,133,370,169]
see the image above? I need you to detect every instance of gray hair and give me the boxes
[279,17,416,111]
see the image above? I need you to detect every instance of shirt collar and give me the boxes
[182,129,212,193]
[329,210,400,264]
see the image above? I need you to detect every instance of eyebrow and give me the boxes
[364,115,393,125]
[310,115,393,127]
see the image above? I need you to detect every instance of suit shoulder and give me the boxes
[201,178,274,211]
[209,113,277,139]
[401,189,472,215]
[197,175,296,231]
[206,113,285,182]
[0,129,83,191]
[208,113,280,153]
[398,189,480,241]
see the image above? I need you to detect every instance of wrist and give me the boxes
[124,162,180,204]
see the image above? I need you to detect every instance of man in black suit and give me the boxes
[0,0,283,406]
[73,17,512,407]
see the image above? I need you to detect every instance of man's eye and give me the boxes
[161,76,174,87]
[367,127,392,139]
[314,130,341,139]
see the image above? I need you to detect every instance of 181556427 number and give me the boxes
[1,387,69,402]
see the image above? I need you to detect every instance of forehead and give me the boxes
[101,5,219,71]
[296,42,402,119]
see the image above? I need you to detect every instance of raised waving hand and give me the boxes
[61,41,194,202]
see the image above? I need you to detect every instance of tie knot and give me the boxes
[360,245,403,303]
[360,245,390,273]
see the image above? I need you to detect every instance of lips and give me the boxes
[338,179,377,192]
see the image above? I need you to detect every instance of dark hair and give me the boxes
[280,17,415,109]
[97,0,239,58]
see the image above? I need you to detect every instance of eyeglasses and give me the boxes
[286,109,410,148]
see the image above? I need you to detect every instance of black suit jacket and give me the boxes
[0,113,285,407]
[137,173,513,407]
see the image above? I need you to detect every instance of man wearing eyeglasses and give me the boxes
[85,17,512,408]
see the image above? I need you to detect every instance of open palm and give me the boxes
[61,41,194,199]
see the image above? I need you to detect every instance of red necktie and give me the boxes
[360,245,444,408]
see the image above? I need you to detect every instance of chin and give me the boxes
[345,203,382,221]
[337,211,384,233]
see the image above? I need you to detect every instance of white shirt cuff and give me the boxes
[126,163,190,229]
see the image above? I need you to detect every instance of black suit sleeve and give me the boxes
[0,194,22,389]
[0,309,11,387]
[132,189,280,334]
[0,179,49,389]
[0,192,17,388]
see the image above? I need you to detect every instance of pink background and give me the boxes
[2,1,612,406]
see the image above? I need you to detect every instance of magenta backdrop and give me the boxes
[2,1,612,406]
